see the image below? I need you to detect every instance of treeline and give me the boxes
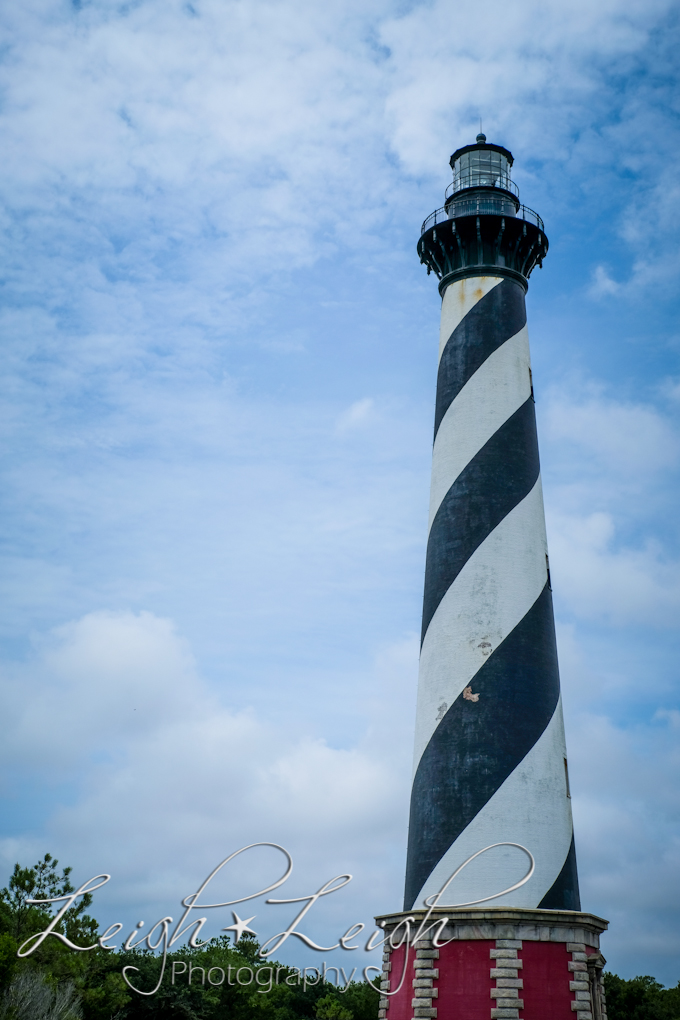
[603,974,680,1020]
[0,854,378,1020]
[1,855,680,1020]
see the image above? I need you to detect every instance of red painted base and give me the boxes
[376,907,608,1020]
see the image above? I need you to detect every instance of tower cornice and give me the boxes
[376,907,609,944]
[417,207,548,295]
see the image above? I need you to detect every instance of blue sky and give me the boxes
[1,0,679,985]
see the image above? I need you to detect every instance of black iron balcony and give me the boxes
[421,203,545,238]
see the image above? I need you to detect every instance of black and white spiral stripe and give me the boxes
[404,277,580,913]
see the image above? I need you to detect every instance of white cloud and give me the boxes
[566,709,680,974]
[589,265,621,298]
[0,0,395,281]
[335,398,375,434]
[660,377,680,403]
[1,612,197,767]
[380,0,674,170]
[540,386,680,627]
[0,609,414,961]
[544,388,679,478]
[548,510,680,627]
[0,0,677,290]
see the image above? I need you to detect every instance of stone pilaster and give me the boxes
[490,939,523,1019]
[568,942,593,1019]
[378,945,391,1019]
[411,937,439,1019]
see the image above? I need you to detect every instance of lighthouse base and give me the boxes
[375,908,608,1020]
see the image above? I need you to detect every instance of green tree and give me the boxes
[0,854,382,1020]
[314,993,353,1020]
[0,936,18,992]
[603,973,680,1020]
[0,854,95,949]
[338,980,380,1020]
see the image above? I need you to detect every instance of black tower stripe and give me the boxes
[404,582,560,912]
[538,833,581,911]
[421,396,540,647]
[433,278,526,443]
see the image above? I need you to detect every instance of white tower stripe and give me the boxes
[437,275,504,363]
[412,697,572,911]
[428,323,531,532]
[414,476,549,773]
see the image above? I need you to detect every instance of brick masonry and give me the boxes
[375,907,608,1020]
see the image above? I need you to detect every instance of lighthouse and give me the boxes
[376,137,609,1020]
